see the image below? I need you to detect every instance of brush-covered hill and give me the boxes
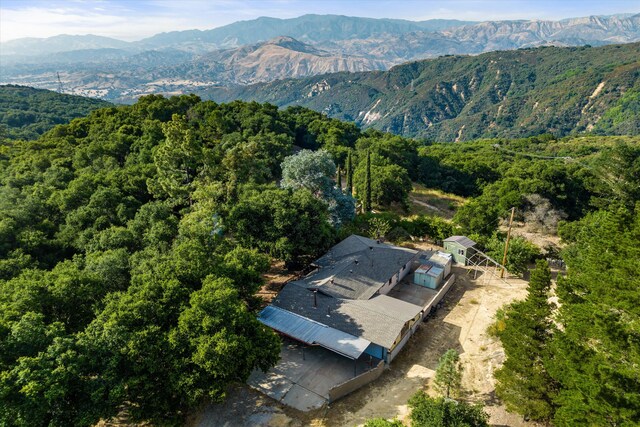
[204,42,640,141]
[0,85,112,140]
[172,36,388,85]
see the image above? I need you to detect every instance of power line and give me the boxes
[492,143,622,199]
[492,143,573,161]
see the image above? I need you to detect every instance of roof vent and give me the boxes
[369,246,373,250]
[354,259,359,265]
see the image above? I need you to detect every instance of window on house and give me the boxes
[458,249,465,255]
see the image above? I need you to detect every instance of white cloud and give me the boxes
[1,0,636,42]
[0,0,306,42]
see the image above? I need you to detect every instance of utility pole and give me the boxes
[500,207,516,279]
[56,72,64,93]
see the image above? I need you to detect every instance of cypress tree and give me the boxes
[346,149,353,196]
[364,149,372,212]
[494,259,557,421]
[337,165,342,191]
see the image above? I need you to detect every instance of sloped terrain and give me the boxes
[204,43,640,141]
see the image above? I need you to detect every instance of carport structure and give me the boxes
[259,305,371,366]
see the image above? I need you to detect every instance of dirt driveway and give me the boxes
[192,264,539,427]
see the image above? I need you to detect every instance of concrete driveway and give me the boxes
[248,338,376,411]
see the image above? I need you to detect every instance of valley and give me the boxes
[1,13,639,105]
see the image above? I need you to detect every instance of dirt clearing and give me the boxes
[408,184,466,219]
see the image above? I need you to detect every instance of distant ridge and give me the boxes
[202,42,640,141]
[1,13,638,102]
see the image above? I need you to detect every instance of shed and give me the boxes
[414,264,444,289]
[421,251,453,278]
[443,236,476,265]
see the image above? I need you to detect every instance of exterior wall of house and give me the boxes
[386,311,422,363]
[398,260,412,282]
[387,328,412,363]
[364,342,385,359]
[378,260,413,295]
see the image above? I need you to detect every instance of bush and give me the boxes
[409,392,489,427]
[387,226,411,243]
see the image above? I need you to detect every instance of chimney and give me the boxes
[313,289,318,308]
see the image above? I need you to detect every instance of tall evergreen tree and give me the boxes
[337,165,342,191]
[494,259,557,421]
[548,209,640,426]
[364,149,372,212]
[434,349,463,398]
[346,149,353,196]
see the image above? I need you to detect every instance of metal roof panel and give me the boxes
[258,306,370,359]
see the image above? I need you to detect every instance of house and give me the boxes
[414,251,452,289]
[258,235,423,364]
[443,235,476,265]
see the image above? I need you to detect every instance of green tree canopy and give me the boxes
[409,393,489,427]
[494,260,557,421]
[434,349,463,398]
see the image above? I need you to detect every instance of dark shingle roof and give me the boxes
[272,283,423,348]
[300,235,417,300]
[443,235,476,248]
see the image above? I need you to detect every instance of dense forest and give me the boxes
[204,42,640,141]
[0,85,112,140]
[0,94,638,425]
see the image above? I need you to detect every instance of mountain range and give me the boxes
[1,13,639,102]
[203,42,640,141]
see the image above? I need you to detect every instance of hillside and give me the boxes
[1,14,638,102]
[203,42,640,141]
[0,85,112,140]
[174,36,388,85]
[0,92,638,426]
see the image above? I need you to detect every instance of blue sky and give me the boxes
[1,0,638,42]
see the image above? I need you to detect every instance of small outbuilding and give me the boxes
[414,264,444,289]
[443,236,476,265]
[414,251,453,289]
